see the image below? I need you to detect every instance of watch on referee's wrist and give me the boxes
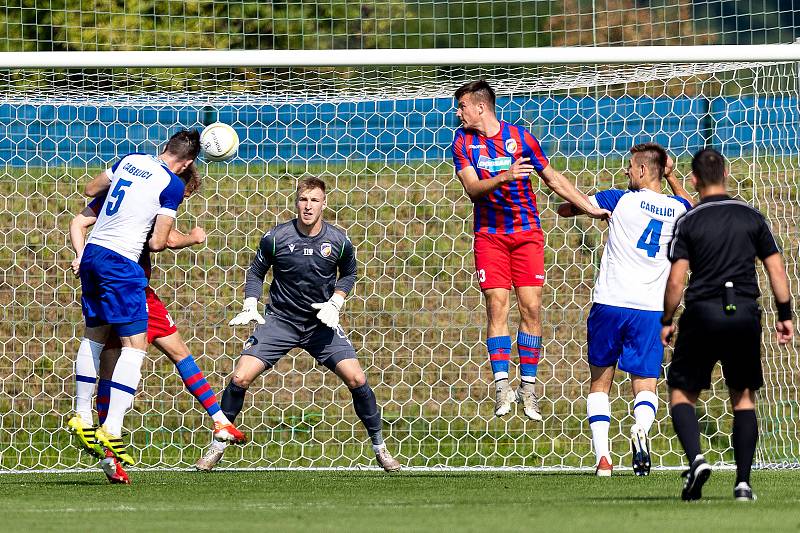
[660,315,673,326]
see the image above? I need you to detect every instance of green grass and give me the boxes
[2,470,800,532]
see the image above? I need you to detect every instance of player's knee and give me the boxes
[344,371,367,389]
[231,374,252,389]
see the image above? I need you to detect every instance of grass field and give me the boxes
[3,469,800,532]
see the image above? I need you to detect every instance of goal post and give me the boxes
[1,46,798,471]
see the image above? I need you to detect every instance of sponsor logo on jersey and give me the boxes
[303,248,313,255]
[477,155,512,172]
[320,242,332,257]
[468,144,485,149]
[289,244,296,252]
[505,138,518,154]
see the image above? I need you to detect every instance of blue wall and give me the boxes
[2,95,799,167]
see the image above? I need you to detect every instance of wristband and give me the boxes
[660,315,673,326]
[776,299,792,322]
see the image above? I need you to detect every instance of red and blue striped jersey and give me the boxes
[451,121,549,234]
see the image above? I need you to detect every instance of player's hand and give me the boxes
[664,156,675,178]
[505,157,536,182]
[228,297,265,326]
[71,256,81,276]
[661,324,676,346]
[189,227,207,245]
[776,320,794,344]
[584,205,611,221]
[311,293,345,329]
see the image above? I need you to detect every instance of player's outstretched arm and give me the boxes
[68,207,98,276]
[166,227,206,250]
[763,252,794,344]
[664,156,696,207]
[84,170,112,197]
[229,233,273,326]
[556,202,582,218]
[538,166,610,220]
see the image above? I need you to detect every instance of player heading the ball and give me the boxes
[68,129,200,466]
[197,177,401,472]
[451,80,610,421]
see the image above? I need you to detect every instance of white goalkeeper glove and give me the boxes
[229,297,265,326]
[311,293,345,329]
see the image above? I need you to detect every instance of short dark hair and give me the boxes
[163,129,201,161]
[454,80,496,108]
[630,142,668,179]
[691,148,726,186]
[296,176,326,201]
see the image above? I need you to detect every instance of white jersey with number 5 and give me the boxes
[86,153,185,262]
[589,188,692,311]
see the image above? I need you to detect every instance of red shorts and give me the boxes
[105,287,177,348]
[473,229,545,290]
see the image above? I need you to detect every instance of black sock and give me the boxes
[671,403,702,463]
[221,381,247,423]
[350,383,383,446]
[733,409,758,485]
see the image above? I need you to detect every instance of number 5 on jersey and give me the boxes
[105,178,133,216]
[636,219,664,258]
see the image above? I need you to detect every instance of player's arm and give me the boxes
[68,207,98,276]
[166,227,207,250]
[229,233,273,326]
[455,159,535,202]
[148,214,176,252]
[84,169,112,197]
[760,216,793,343]
[660,258,689,346]
[664,156,696,207]
[312,238,356,329]
[538,166,609,220]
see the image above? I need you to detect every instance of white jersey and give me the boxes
[86,153,185,262]
[589,188,691,311]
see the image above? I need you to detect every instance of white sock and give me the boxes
[372,443,387,454]
[587,391,611,464]
[633,391,659,435]
[103,347,145,437]
[74,338,103,421]
[211,440,228,452]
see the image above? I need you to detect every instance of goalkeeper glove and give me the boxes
[311,293,345,329]
[229,297,265,326]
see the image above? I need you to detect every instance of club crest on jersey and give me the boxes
[320,242,332,257]
[477,155,512,172]
[505,138,518,154]
[244,336,258,350]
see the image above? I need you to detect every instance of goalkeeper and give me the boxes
[197,177,401,472]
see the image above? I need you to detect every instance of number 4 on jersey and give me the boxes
[636,219,664,258]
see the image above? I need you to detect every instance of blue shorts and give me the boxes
[80,243,148,333]
[587,303,664,378]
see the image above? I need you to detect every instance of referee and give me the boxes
[660,148,794,502]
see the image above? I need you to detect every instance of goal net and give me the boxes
[1,54,798,471]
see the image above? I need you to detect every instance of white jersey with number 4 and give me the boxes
[86,153,185,262]
[589,188,692,311]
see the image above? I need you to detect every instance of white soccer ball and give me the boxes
[200,122,239,162]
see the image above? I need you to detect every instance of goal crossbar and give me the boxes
[2,44,800,68]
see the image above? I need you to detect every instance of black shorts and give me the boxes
[667,298,763,392]
[241,311,357,371]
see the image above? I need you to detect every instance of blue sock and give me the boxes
[517,331,541,385]
[487,336,512,385]
[175,355,224,421]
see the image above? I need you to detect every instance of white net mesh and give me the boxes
[1,61,798,471]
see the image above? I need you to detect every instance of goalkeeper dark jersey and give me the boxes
[244,219,356,323]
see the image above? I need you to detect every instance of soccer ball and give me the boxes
[200,122,239,162]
